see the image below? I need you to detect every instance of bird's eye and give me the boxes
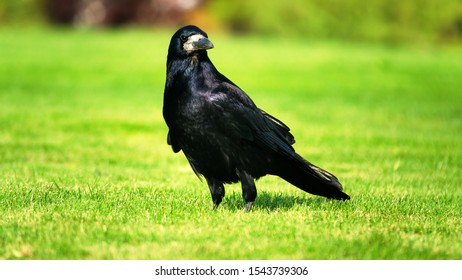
[180,35,188,42]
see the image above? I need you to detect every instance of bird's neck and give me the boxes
[167,54,217,83]
[164,52,237,105]
[189,53,200,66]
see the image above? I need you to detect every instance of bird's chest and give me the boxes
[168,76,216,119]
[164,71,227,148]
[167,91,219,137]
[172,92,210,122]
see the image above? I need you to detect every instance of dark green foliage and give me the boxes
[2,1,462,44]
[209,0,462,44]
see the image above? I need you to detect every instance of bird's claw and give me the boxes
[245,202,254,212]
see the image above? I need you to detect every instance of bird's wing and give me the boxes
[259,109,295,145]
[209,84,296,155]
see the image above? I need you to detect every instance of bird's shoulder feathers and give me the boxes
[205,82,296,152]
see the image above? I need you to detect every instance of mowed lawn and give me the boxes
[0,28,461,259]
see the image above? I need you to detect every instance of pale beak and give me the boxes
[184,34,214,53]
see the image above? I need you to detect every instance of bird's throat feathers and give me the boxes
[168,52,213,79]
[166,52,219,93]
[184,54,201,77]
[190,54,199,66]
[167,54,201,77]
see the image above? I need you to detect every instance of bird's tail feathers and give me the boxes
[273,154,350,200]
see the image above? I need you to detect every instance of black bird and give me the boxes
[163,25,350,211]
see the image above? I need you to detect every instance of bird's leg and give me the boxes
[237,170,257,212]
[205,178,225,210]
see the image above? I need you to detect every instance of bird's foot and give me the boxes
[212,203,220,211]
[245,201,254,212]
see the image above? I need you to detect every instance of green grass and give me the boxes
[0,27,461,259]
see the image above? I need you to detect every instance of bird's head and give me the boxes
[167,25,214,60]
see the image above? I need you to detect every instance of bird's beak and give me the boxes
[184,34,214,53]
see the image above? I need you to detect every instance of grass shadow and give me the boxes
[222,191,325,212]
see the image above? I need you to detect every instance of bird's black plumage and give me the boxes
[163,25,350,211]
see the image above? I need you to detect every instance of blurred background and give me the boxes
[1,0,462,44]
